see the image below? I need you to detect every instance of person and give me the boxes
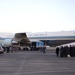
[55,47,59,57]
[39,46,43,52]
[70,45,75,57]
[6,47,10,53]
[42,46,46,53]
[60,46,64,57]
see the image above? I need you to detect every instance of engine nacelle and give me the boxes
[2,39,12,47]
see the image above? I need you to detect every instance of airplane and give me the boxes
[0,30,75,49]
[59,42,75,47]
[26,30,75,47]
[1,33,31,50]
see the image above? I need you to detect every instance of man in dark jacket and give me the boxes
[55,47,59,57]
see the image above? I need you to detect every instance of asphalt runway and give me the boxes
[0,48,75,75]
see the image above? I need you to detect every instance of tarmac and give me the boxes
[0,48,75,75]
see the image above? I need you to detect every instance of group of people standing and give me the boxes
[39,46,46,53]
[55,45,75,57]
[2,46,19,53]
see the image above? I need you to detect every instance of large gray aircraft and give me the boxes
[2,33,31,48]
[0,30,75,47]
[26,30,75,46]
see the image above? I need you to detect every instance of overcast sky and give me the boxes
[0,0,75,33]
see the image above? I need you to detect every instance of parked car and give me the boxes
[0,46,4,54]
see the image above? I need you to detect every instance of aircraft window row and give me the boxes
[27,34,48,37]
